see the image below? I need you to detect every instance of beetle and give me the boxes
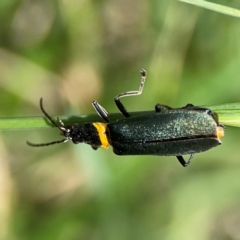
[27,69,224,167]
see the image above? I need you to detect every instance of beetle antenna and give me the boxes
[26,139,67,147]
[39,98,62,129]
[27,98,71,147]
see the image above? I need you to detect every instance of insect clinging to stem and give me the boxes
[27,69,224,167]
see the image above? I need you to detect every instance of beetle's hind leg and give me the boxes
[181,103,194,109]
[155,104,173,112]
[114,69,147,118]
[177,154,194,167]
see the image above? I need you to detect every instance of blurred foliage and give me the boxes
[1,0,240,240]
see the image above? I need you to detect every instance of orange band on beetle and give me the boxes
[216,126,224,140]
[92,123,110,149]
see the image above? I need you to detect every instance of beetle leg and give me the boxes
[155,104,173,112]
[176,154,194,167]
[155,104,161,112]
[181,103,194,109]
[114,69,147,118]
[205,110,222,126]
[92,101,110,123]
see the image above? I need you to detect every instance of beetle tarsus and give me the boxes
[114,69,147,118]
[177,154,194,167]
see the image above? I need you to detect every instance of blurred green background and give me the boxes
[1,0,240,240]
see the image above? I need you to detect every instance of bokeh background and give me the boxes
[1,0,240,239]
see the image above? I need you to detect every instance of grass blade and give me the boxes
[179,0,240,18]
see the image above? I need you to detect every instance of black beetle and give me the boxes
[27,69,224,167]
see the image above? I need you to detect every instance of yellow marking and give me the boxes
[93,122,110,149]
[216,126,224,140]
